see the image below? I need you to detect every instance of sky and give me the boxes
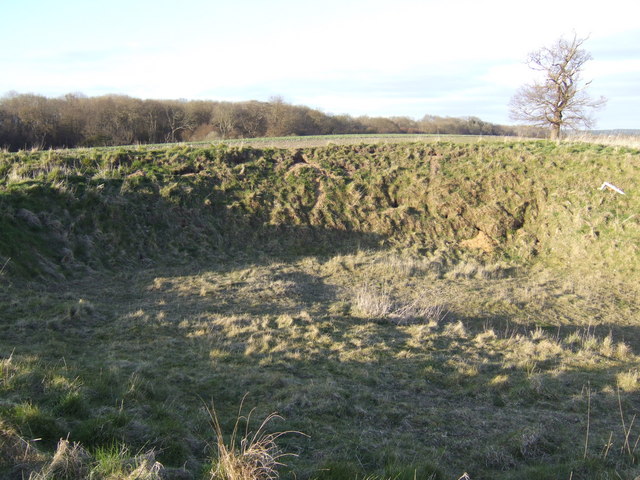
[1,0,639,130]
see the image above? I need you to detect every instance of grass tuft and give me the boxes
[352,284,449,325]
[31,438,91,480]
[0,420,46,475]
[352,284,395,319]
[207,397,302,480]
[617,370,640,392]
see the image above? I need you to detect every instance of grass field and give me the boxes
[206,134,512,149]
[1,138,639,479]
[21,132,640,153]
[49,134,515,155]
[122,132,640,151]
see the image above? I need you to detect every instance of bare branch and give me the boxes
[510,34,606,140]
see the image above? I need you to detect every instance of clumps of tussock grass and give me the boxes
[562,329,631,360]
[371,253,429,278]
[579,386,640,470]
[89,446,163,480]
[482,445,517,471]
[445,259,516,280]
[352,284,395,319]
[207,397,302,480]
[0,420,47,475]
[616,370,640,392]
[26,440,164,480]
[47,298,97,331]
[0,432,163,480]
[30,439,91,480]
[351,284,449,325]
[393,301,449,326]
[67,298,95,319]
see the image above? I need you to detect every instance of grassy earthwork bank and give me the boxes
[1,138,639,479]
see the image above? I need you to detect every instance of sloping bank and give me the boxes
[1,141,638,289]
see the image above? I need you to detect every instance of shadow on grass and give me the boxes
[2,242,640,480]
[0,174,389,280]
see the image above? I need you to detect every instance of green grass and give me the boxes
[1,139,639,479]
[2,252,639,478]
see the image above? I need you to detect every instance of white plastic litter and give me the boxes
[599,182,625,195]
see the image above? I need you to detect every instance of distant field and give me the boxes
[55,132,640,153]
[199,132,640,149]
[567,132,640,149]
[212,134,513,149]
[70,134,518,153]
[1,139,639,480]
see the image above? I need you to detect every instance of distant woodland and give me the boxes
[0,92,536,150]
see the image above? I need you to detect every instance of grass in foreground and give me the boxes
[1,249,639,479]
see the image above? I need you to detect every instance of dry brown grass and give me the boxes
[24,440,165,480]
[31,439,91,480]
[352,284,395,319]
[0,257,10,277]
[617,370,640,393]
[0,420,46,476]
[208,397,300,480]
[218,134,506,150]
[351,283,449,325]
[564,133,640,149]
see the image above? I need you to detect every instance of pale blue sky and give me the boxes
[1,0,639,129]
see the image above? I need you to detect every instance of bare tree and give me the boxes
[164,101,194,143]
[0,91,523,150]
[509,34,606,140]
[211,102,237,139]
[235,101,267,138]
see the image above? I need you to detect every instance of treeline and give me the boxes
[0,92,531,150]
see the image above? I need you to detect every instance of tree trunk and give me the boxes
[550,108,562,141]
